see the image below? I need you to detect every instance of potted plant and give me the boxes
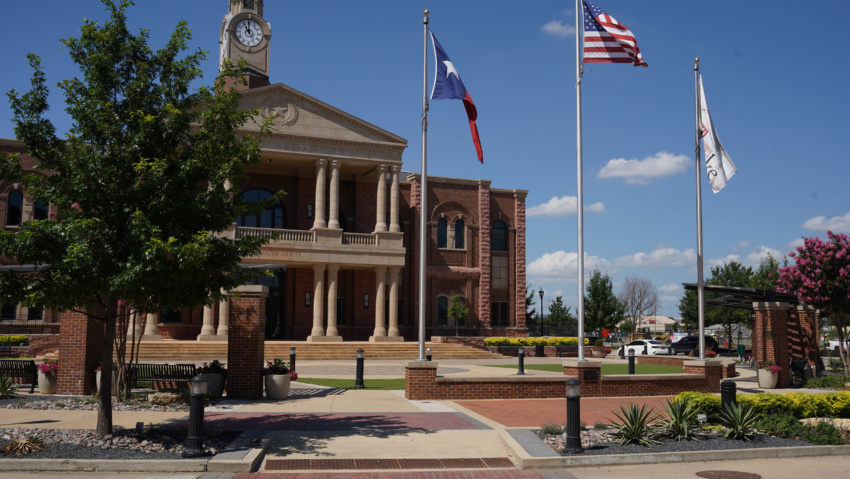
[94,362,120,396]
[590,346,612,358]
[38,359,58,394]
[197,360,227,399]
[757,360,782,389]
[263,358,298,400]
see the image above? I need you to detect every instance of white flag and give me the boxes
[699,76,737,193]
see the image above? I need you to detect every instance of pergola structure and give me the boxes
[683,283,816,388]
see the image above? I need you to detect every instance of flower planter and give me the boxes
[264,374,291,400]
[204,372,226,399]
[757,369,779,389]
[38,372,57,394]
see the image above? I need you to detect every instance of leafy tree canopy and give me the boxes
[584,268,625,334]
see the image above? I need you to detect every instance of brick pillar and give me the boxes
[478,180,492,327]
[226,285,267,399]
[58,311,105,395]
[684,360,723,393]
[513,190,527,331]
[563,360,601,397]
[795,305,819,361]
[405,361,438,400]
[753,302,791,388]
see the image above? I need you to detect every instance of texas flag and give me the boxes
[429,31,483,163]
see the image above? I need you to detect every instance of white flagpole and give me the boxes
[575,0,586,360]
[694,58,706,361]
[417,10,430,361]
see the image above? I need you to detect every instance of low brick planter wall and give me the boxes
[405,359,725,400]
[637,355,735,379]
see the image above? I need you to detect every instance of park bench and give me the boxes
[128,363,197,389]
[496,345,521,356]
[555,345,578,357]
[0,359,37,393]
[0,343,12,358]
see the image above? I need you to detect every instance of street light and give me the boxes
[182,374,208,458]
[538,289,545,337]
[565,378,582,454]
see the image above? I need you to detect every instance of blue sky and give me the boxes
[1,1,848,318]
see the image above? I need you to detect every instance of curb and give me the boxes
[499,428,850,469]
[0,430,270,473]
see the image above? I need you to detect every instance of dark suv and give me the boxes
[671,335,718,355]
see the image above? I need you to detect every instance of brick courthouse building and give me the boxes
[0,1,528,362]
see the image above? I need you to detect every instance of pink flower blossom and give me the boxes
[71,202,80,210]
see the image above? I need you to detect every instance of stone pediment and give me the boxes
[236,83,407,163]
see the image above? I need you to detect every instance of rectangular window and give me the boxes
[491,301,510,327]
[337,298,345,325]
[492,256,508,289]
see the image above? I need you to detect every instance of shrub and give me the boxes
[594,339,604,347]
[803,420,849,445]
[674,392,721,418]
[593,420,608,429]
[804,376,846,390]
[0,335,28,346]
[719,403,759,441]
[0,376,19,399]
[827,357,844,373]
[264,359,298,381]
[198,360,227,374]
[539,422,563,435]
[756,411,804,437]
[677,391,850,419]
[659,398,704,441]
[606,403,659,446]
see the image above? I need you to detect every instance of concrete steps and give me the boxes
[130,340,504,362]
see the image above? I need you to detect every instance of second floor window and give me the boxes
[6,191,22,226]
[34,200,48,220]
[437,218,465,249]
[492,220,508,251]
[237,188,285,229]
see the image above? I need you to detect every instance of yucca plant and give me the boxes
[606,403,659,446]
[720,402,759,441]
[658,398,704,441]
[0,375,19,399]
[1,435,47,457]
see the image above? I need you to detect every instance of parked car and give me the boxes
[671,335,719,355]
[618,339,671,356]
[827,339,850,354]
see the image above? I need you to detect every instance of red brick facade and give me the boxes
[753,302,792,388]
[57,311,105,395]
[226,287,267,399]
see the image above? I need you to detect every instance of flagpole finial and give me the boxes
[694,58,700,71]
[424,9,429,15]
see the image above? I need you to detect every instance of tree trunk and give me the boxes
[96,303,117,437]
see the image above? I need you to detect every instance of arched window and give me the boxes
[437,218,447,248]
[492,220,508,251]
[454,220,465,249]
[437,296,448,326]
[6,191,22,226]
[237,188,285,229]
[33,200,48,221]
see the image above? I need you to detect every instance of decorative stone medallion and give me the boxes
[261,103,299,128]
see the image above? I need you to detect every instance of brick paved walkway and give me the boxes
[239,471,548,479]
[166,412,486,431]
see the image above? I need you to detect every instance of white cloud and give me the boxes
[659,283,682,293]
[597,151,689,184]
[614,246,697,268]
[743,246,782,267]
[527,195,605,217]
[707,254,741,269]
[730,240,751,252]
[528,251,613,281]
[801,211,850,232]
[541,20,576,37]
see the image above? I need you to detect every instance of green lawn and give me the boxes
[296,377,406,390]
[483,363,684,375]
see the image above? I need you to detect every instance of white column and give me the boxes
[328,160,341,229]
[217,293,229,336]
[389,166,400,232]
[142,311,161,341]
[313,159,327,229]
[326,265,339,337]
[374,165,388,232]
[373,267,387,337]
[198,305,216,339]
[310,264,326,337]
[388,267,400,337]
[127,311,144,339]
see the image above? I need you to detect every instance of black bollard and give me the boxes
[289,347,296,372]
[517,347,526,375]
[565,378,583,454]
[720,380,737,419]
[628,349,636,375]
[425,347,432,361]
[354,349,365,389]
[182,375,208,458]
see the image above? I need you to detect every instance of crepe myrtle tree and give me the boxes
[778,231,850,376]
[0,0,278,436]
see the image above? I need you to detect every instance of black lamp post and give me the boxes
[290,347,297,372]
[182,374,208,458]
[538,289,545,337]
[565,378,582,454]
[354,348,365,389]
[517,347,526,375]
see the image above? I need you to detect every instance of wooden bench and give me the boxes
[0,359,37,393]
[129,363,197,389]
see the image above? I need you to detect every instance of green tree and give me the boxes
[546,296,577,336]
[448,294,469,334]
[678,261,753,347]
[525,284,539,335]
[0,1,275,436]
[751,253,781,290]
[584,268,625,334]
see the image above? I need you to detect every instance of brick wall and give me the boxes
[513,191,526,330]
[478,182,491,327]
[788,305,819,361]
[637,355,735,379]
[226,287,267,399]
[753,302,791,388]
[58,311,105,395]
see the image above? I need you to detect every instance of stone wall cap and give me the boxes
[436,376,575,384]
[752,301,790,310]
[684,360,722,368]
[234,284,270,295]
[563,360,601,368]
[601,374,706,381]
[406,361,438,369]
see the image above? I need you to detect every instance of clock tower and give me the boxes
[220,0,272,89]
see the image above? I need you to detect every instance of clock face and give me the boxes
[235,19,263,47]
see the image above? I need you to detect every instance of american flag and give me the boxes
[582,1,648,68]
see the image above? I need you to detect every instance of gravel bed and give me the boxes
[0,395,238,460]
[539,428,816,456]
